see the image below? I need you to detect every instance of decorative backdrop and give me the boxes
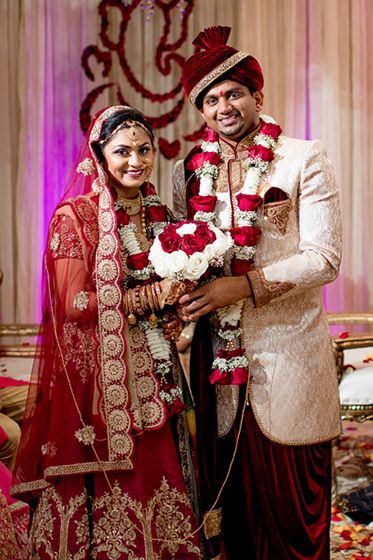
[0,0,372,323]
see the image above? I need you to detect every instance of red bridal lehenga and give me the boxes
[11,106,202,560]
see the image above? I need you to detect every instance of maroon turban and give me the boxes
[183,26,264,108]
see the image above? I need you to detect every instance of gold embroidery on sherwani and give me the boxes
[248,269,296,308]
[264,199,293,234]
[203,507,222,539]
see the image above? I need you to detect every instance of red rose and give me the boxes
[166,397,187,417]
[202,126,219,142]
[141,183,157,197]
[189,195,217,214]
[231,367,248,384]
[186,151,220,171]
[161,384,187,417]
[116,207,130,226]
[236,194,262,212]
[180,234,207,256]
[247,145,274,162]
[228,348,245,358]
[127,251,149,270]
[196,223,216,244]
[231,258,252,276]
[146,205,167,223]
[209,368,232,385]
[159,226,181,253]
[230,226,261,247]
[260,122,282,139]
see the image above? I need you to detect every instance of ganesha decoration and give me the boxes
[80,0,204,159]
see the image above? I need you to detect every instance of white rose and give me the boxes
[148,238,163,263]
[176,223,197,236]
[210,231,232,257]
[203,243,216,261]
[168,250,188,274]
[152,257,171,278]
[184,252,209,281]
[149,241,171,278]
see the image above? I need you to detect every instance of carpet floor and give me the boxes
[331,422,373,558]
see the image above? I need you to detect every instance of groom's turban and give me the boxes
[182,26,264,108]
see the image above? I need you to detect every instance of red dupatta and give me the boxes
[12,107,139,498]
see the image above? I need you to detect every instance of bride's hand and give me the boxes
[162,311,183,342]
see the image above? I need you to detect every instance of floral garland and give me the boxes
[115,183,168,283]
[186,116,282,385]
[114,182,185,415]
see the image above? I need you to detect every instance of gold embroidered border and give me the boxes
[189,52,249,107]
[96,186,134,465]
[11,457,135,497]
[248,269,295,308]
[264,199,293,235]
[203,507,222,539]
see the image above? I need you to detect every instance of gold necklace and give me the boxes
[117,192,141,215]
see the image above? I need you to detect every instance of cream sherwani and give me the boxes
[173,128,342,446]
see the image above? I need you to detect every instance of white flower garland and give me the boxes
[188,116,282,384]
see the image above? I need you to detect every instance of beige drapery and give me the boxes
[0,0,372,323]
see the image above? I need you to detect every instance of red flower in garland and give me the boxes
[127,252,149,270]
[141,183,157,198]
[186,151,220,171]
[209,348,249,385]
[260,122,282,139]
[202,126,219,142]
[230,226,262,247]
[247,145,274,162]
[116,207,130,226]
[146,205,168,223]
[230,258,252,276]
[161,384,187,418]
[189,195,217,214]
[236,194,262,212]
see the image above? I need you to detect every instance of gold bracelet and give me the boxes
[146,284,158,326]
[126,289,137,325]
[123,292,129,316]
[153,282,162,309]
[150,283,160,310]
[133,286,144,316]
[139,285,149,314]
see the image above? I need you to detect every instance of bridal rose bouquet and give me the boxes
[149,221,231,287]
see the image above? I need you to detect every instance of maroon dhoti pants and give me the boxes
[220,406,332,560]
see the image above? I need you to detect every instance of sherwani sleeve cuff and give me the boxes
[247,269,296,308]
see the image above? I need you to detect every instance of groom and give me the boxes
[173,26,342,559]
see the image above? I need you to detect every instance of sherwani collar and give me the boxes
[219,122,262,158]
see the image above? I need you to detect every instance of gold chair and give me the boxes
[327,313,373,422]
[0,324,39,359]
